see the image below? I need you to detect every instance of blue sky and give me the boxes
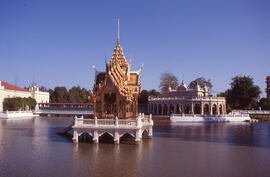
[0,0,269,97]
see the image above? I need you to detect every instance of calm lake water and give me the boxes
[0,116,270,177]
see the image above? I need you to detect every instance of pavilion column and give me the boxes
[72,130,78,143]
[201,103,204,115]
[174,104,177,114]
[93,130,99,143]
[114,130,120,144]
[148,127,153,137]
[191,103,194,114]
[210,103,213,115]
[167,105,170,115]
[181,105,184,114]
[135,129,141,142]
[135,97,138,116]
[217,104,220,115]
[94,101,97,117]
[101,103,104,117]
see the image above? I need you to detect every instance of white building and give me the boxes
[0,80,49,112]
[148,80,226,115]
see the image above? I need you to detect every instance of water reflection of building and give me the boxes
[266,76,270,99]
[148,80,226,115]
[92,19,142,119]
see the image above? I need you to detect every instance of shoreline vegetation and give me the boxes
[6,74,268,116]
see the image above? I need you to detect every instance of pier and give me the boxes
[170,113,250,122]
[35,103,93,116]
[232,110,270,121]
[72,113,153,144]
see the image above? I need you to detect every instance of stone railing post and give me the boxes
[94,116,98,126]
[115,117,119,127]
[136,113,142,128]
[74,116,77,126]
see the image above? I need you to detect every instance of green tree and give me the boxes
[221,75,261,110]
[149,89,160,96]
[138,89,160,104]
[3,97,37,111]
[188,77,213,90]
[39,86,48,92]
[68,86,91,103]
[50,87,69,103]
[138,90,149,104]
[3,97,21,111]
[159,73,179,94]
[49,86,91,103]
[258,97,270,110]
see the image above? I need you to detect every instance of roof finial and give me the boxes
[117,17,120,45]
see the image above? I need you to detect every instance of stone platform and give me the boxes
[72,113,153,144]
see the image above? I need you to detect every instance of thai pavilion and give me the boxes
[92,19,142,119]
[148,80,226,116]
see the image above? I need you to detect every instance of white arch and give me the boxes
[77,131,85,137]
[86,131,93,137]
[142,129,149,135]
[119,132,135,138]
[98,131,114,138]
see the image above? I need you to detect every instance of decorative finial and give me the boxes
[140,64,144,70]
[92,65,97,74]
[117,17,120,45]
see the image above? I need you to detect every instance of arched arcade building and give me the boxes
[148,81,226,116]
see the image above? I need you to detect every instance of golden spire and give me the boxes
[117,17,120,45]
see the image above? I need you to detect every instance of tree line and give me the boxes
[14,73,269,111]
[48,86,91,103]
[218,75,269,111]
[2,86,91,111]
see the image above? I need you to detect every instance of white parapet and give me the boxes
[170,114,251,122]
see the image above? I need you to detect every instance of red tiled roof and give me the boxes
[1,80,30,92]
